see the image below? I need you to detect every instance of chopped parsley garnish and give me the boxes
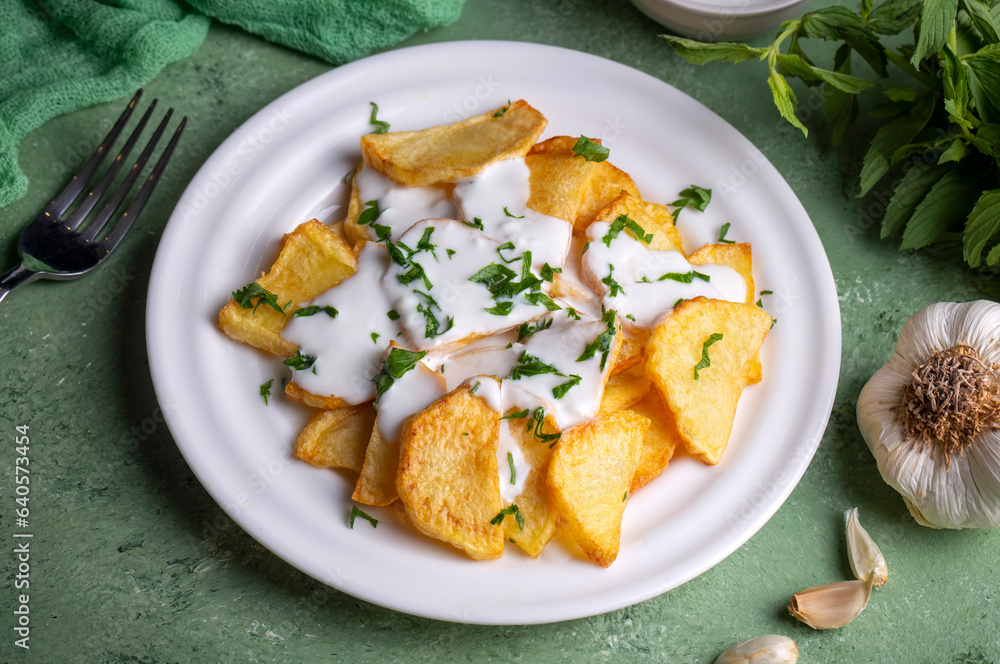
[565,308,581,320]
[507,452,516,484]
[572,135,609,162]
[577,308,617,370]
[503,207,524,219]
[501,408,530,420]
[368,101,390,135]
[371,332,380,343]
[602,265,624,297]
[516,317,554,342]
[283,351,316,371]
[756,289,773,308]
[673,298,684,308]
[658,270,710,284]
[623,492,628,503]
[446,248,456,258]
[671,185,712,221]
[602,214,653,247]
[232,282,290,316]
[415,226,437,257]
[540,263,561,282]
[372,347,428,403]
[509,352,562,380]
[496,242,519,263]
[470,381,481,395]
[357,199,381,227]
[491,504,525,531]
[259,379,273,405]
[626,313,636,322]
[295,304,338,318]
[387,309,400,320]
[718,222,735,244]
[582,241,590,254]
[528,407,561,446]
[493,101,512,117]
[693,333,724,380]
[463,217,485,231]
[485,301,514,316]
[413,290,453,338]
[524,291,561,311]
[552,374,582,400]
[397,260,432,290]
[349,505,379,529]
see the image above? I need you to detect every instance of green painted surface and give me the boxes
[2,1,999,662]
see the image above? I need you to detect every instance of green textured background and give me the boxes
[2,0,999,662]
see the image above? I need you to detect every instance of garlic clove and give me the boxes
[845,507,888,587]
[787,579,873,630]
[714,635,798,663]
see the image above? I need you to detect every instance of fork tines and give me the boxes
[47,89,187,252]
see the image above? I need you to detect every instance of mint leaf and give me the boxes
[900,168,982,250]
[910,0,959,66]
[963,189,1000,266]
[776,53,877,94]
[821,45,859,147]
[800,6,888,75]
[858,95,934,196]
[660,36,764,64]
[966,49,1000,125]
[767,69,808,138]
[881,165,947,239]
[867,0,922,35]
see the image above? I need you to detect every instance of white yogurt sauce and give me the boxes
[355,166,456,241]
[375,356,446,443]
[280,243,399,403]
[453,157,572,271]
[582,221,746,327]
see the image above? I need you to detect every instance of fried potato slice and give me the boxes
[644,297,772,465]
[360,100,547,187]
[594,191,683,253]
[597,364,652,417]
[396,384,504,560]
[611,336,644,376]
[526,137,640,235]
[341,167,368,250]
[628,390,679,492]
[294,403,375,473]
[501,414,559,557]
[285,381,350,410]
[352,421,401,507]
[687,242,763,385]
[687,242,755,303]
[218,219,357,357]
[547,410,648,567]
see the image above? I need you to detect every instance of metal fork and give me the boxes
[0,89,186,307]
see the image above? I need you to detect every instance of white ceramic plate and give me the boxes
[147,41,840,625]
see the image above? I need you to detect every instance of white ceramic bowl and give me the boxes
[631,0,813,41]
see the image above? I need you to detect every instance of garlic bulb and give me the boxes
[857,300,1000,529]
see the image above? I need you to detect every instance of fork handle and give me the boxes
[0,264,40,307]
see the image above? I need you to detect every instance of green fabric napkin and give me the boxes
[0,0,465,209]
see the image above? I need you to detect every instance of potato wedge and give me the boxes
[352,421,401,507]
[526,136,640,235]
[396,385,504,560]
[361,100,546,187]
[628,390,679,491]
[218,219,357,357]
[547,410,648,567]
[501,414,558,557]
[285,381,349,410]
[611,336,644,376]
[687,242,755,304]
[644,297,772,465]
[594,191,682,254]
[597,364,652,417]
[294,403,375,473]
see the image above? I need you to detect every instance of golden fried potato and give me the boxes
[396,384,503,560]
[611,336,644,376]
[644,297,772,465]
[547,410,648,567]
[526,136,640,235]
[628,390,679,491]
[594,191,682,253]
[687,242,755,304]
[361,100,546,187]
[341,167,368,250]
[597,364,652,417]
[218,219,357,357]
[500,414,559,557]
[352,421,401,507]
[294,403,375,473]
[285,381,350,410]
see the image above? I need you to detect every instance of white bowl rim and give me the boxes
[638,0,810,21]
